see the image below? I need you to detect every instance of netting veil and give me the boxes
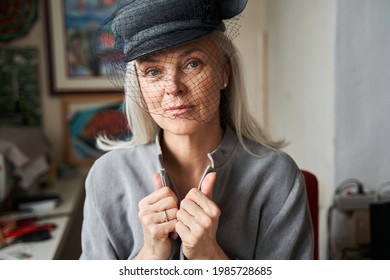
[96,0,248,125]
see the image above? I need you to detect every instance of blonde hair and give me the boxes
[97,32,284,152]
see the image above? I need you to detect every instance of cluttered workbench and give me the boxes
[1,126,88,259]
[0,169,86,260]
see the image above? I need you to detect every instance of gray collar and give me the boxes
[208,125,239,169]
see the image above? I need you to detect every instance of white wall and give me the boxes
[335,0,390,189]
[267,0,390,259]
[266,0,337,259]
[235,0,267,126]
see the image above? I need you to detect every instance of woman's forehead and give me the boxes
[136,36,219,63]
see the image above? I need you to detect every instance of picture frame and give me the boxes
[62,95,130,165]
[0,47,41,126]
[44,0,121,95]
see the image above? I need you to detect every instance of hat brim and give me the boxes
[126,27,218,62]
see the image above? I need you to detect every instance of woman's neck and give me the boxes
[161,124,224,197]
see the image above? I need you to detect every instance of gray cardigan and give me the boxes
[80,127,313,259]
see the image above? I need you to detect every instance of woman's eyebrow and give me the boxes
[179,48,205,58]
[136,48,206,64]
[136,56,159,64]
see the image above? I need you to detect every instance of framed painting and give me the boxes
[0,47,41,126]
[62,95,131,165]
[44,0,122,95]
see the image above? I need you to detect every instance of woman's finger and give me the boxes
[184,188,220,218]
[199,172,216,199]
[139,186,178,208]
[153,172,164,190]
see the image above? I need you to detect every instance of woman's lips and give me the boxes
[166,105,194,116]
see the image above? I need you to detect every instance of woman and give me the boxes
[80,0,313,260]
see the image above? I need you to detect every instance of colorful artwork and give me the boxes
[45,0,122,94]
[63,0,119,77]
[0,47,41,126]
[0,0,38,42]
[63,96,130,165]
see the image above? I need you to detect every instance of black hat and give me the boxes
[106,0,248,62]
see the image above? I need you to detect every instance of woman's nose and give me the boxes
[164,71,186,96]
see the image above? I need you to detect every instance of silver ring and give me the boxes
[163,210,168,223]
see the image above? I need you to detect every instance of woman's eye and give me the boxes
[146,69,159,77]
[187,60,201,69]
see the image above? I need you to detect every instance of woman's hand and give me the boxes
[135,173,178,260]
[175,172,228,259]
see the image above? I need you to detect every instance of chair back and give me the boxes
[301,170,319,260]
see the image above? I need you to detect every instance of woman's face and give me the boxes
[135,36,229,135]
